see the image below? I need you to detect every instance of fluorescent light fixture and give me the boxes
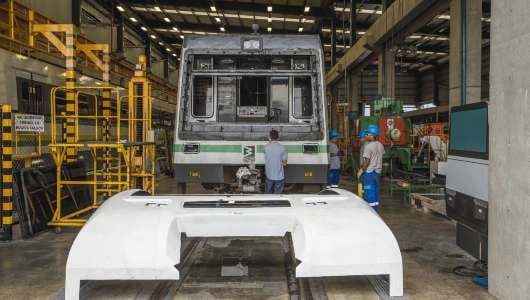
[129,17,137,22]
[210,6,216,12]
[158,41,164,45]
[141,26,147,31]
[172,26,179,32]
[268,17,272,22]
[267,27,272,32]
[116,6,125,12]
[172,53,177,57]
[304,6,310,13]
[298,27,303,32]
[220,27,225,32]
[166,47,171,52]
[153,6,161,12]
[302,18,306,23]
[180,35,184,39]
[150,34,156,39]
[215,17,221,22]
[267,6,272,12]
[164,17,170,22]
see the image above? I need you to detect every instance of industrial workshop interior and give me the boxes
[0,0,528,299]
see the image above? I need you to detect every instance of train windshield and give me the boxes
[180,53,322,141]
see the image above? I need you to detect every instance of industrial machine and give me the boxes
[65,188,403,299]
[445,102,489,260]
[174,34,328,192]
[353,98,414,173]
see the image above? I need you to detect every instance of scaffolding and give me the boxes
[28,18,155,227]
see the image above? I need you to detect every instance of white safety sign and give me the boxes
[14,114,45,133]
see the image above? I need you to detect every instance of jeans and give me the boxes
[265,178,284,194]
[361,171,381,211]
[327,169,340,186]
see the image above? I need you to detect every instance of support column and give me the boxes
[349,69,361,114]
[144,36,151,71]
[377,43,396,97]
[489,1,530,299]
[449,0,482,108]
[116,14,125,54]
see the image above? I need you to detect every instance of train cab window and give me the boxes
[293,77,313,118]
[269,77,289,123]
[214,57,236,70]
[192,76,214,117]
[239,57,268,70]
[271,57,290,70]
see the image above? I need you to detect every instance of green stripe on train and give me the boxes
[174,144,328,153]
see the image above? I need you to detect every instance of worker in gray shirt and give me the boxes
[358,124,385,211]
[264,129,288,193]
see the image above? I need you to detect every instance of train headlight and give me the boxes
[184,143,200,153]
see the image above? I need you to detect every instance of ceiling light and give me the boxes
[116,6,125,12]
[180,35,184,39]
[298,27,303,32]
[164,17,170,23]
[165,47,171,52]
[268,17,272,22]
[302,18,306,23]
[220,27,225,32]
[267,27,272,32]
[141,26,147,31]
[150,34,156,39]
[267,6,272,12]
[215,17,221,22]
[153,6,161,12]
[172,53,177,57]
[210,6,216,12]
[172,26,179,32]
[304,6,310,13]
[129,17,137,22]
[159,41,164,45]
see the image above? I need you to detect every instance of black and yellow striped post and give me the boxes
[1,104,13,241]
[65,29,77,162]
[102,48,112,196]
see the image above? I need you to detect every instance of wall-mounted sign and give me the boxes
[14,114,45,133]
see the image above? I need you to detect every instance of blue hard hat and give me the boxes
[366,124,380,136]
[329,130,339,138]
[360,130,368,139]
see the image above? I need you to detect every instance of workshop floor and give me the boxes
[0,176,494,300]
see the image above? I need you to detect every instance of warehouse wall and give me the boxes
[18,0,72,24]
[358,70,418,104]
[489,1,530,299]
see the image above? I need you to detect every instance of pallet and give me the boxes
[410,193,447,216]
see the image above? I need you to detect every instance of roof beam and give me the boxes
[147,21,302,35]
[325,0,450,86]
[128,0,334,18]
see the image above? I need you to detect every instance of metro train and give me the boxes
[174,34,329,192]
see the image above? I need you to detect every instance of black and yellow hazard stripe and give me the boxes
[65,31,77,162]
[1,105,13,241]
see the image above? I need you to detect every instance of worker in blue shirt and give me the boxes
[357,125,385,211]
[327,130,342,188]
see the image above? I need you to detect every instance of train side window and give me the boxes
[270,77,289,123]
[192,76,214,117]
[293,77,313,118]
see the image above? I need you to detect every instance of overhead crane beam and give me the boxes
[325,0,449,86]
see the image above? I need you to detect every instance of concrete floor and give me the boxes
[0,176,494,299]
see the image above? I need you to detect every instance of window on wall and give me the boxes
[293,77,313,118]
[192,76,213,117]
